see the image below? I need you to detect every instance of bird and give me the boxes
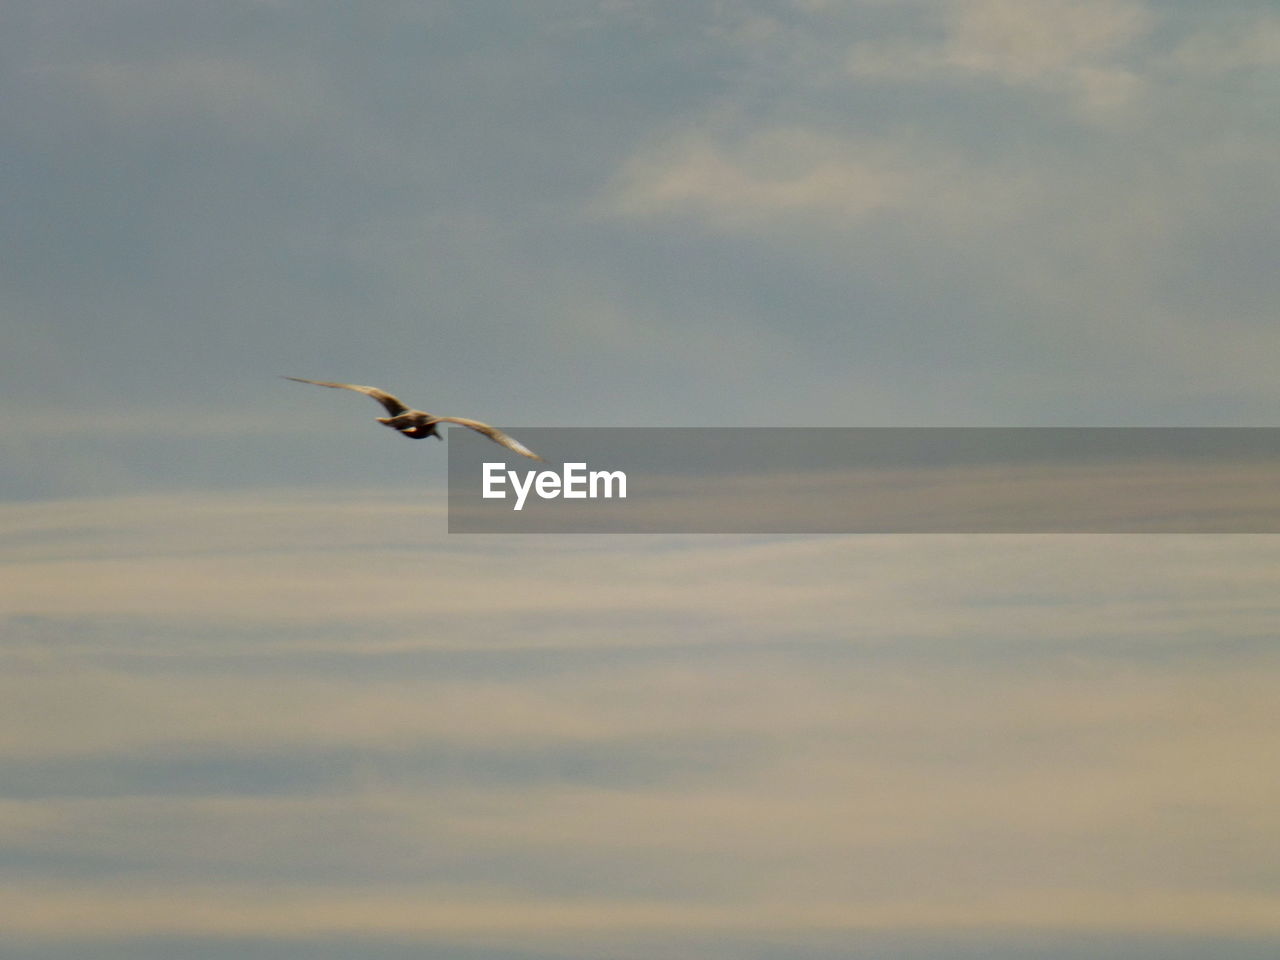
[285,377,542,460]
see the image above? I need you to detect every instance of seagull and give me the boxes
[285,377,542,460]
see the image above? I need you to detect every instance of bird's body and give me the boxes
[285,377,542,460]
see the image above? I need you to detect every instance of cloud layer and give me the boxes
[4,2,1279,956]
[2,494,1278,956]
[4,1,1280,504]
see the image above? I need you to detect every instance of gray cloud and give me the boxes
[2,494,1279,954]
[3,2,1278,955]
[5,2,1280,503]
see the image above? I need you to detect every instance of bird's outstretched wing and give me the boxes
[284,377,409,417]
[435,416,543,461]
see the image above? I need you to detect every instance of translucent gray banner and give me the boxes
[446,428,1280,533]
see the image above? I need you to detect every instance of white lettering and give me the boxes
[591,470,626,500]
[535,471,561,499]
[479,462,628,511]
[510,469,537,511]
[562,462,587,498]
[537,471,563,499]
[482,462,506,499]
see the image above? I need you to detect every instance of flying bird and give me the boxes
[285,377,542,460]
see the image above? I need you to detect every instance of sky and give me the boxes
[2,1,1279,957]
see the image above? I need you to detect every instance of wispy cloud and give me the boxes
[595,0,1280,420]
[848,0,1151,118]
[3,2,1279,954]
[1162,14,1280,75]
[605,128,919,227]
[66,57,329,130]
[2,494,1278,951]
[2,884,1278,942]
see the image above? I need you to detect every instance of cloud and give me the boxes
[601,124,1057,246]
[1163,15,1280,75]
[1,884,1278,942]
[941,0,1149,80]
[597,0,1280,419]
[6,494,1280,651]
[3,1,1280,948]
[2,493,1279,950]
[6,0,1280,454]
[67,57,327,130]
[847,0,1151,118]
[605,128,915,227]
[846,2,1280,123]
